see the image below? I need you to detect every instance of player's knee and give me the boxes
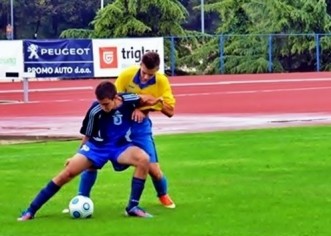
[135,151,149,170]
[150,171,163,180]
[137,155,149,168]
[149,165,163,180]
[56,168,77,185]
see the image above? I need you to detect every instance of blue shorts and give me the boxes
[132,135,158,163]
[78,141,131,171]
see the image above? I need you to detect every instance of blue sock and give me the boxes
[28,180,61,215]
[127,177,146,210]
[78,170,97,197]
[152,176,168,197]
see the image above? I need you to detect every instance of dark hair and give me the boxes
[142,51,160,69]
[95,81,117,100]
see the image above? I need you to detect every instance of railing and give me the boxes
[164,33,331,76]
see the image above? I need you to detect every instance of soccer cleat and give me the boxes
[159,194,176,209]
[125,206,153,218]
[17,210,34,221]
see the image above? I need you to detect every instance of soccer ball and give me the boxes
[68,195,94,219]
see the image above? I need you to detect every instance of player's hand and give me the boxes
[140,95,162,106]
[157,96,164,106]
[132,109,146,123]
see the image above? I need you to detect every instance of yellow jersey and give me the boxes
[114,66,175,111]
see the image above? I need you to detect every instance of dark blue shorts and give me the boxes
[78,141,131,171]
[132,135,158,163]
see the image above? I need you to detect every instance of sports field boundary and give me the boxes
[1,113,331,144]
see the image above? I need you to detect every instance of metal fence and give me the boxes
[164,33,331,76]
[2,34,330,78]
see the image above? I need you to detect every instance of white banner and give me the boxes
[93,37,164,77]
[0,40,24,78]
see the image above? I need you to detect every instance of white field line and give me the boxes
[1,78,331,104]
[0,86,93,94]
[1,86,331,105]
[171,77,331,86]
[175,86,331,97]
[1,77,331,94]
[0,98,92,105]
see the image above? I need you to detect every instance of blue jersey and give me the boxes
[80,93,140,146]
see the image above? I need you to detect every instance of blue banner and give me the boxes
[23,39,94,78]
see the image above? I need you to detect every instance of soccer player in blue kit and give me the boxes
[76,52,176,208]
[18,81,162,221]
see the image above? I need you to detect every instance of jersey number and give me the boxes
[113,114,123,125]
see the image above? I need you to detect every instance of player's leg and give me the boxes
[18,153,93,221]
[149,163,175,208]
[134,135,175,208]
[62,168,98,214]
[77,168,98,197]
[62,142,111,214]
[76,142,114,197]
[76,135,98,197]
[113,145,152,217]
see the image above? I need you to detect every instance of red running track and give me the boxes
[1,72,331,117]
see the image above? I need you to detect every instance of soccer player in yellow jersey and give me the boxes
[114,51,176,208]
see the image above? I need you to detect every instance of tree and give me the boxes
[181,0,331,74]
[178,0,253,74]
[60,0,193,73]
[0,0,24,39]
[180,0,219,34]
[0,0,99,39]
[243,0,331,72]
[60,0,188,38]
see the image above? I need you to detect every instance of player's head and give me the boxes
[95,81,117,112]
[140,51,160,84]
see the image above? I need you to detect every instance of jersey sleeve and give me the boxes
[115,70,130,93]
[159,75,176,108]
[121,93,141,107]
[146,74,176,111]
[80,101,100,136]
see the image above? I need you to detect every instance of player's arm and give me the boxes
[79,101,99,142]
[120,93,147,122]
[138,75,175,117]
[80,135,90,147]
[121,93,162,116]
[139,94,163,106]
[155,77,176,118]
[131,94,163,122]
[62,103,96,166]
[160,99,174,118]
[121,93,161,107]
[137,93,174,117]
[65,133,90,167]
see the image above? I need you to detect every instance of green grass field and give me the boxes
[1,126,331,236]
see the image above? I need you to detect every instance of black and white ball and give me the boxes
[68,195,94,219]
